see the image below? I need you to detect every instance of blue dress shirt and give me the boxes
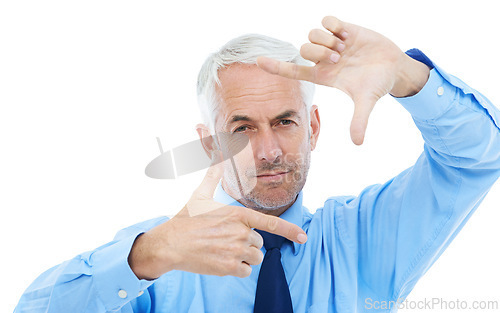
[15,52,500,313]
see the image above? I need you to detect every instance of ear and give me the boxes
[196,123,218,159]
[309,105,321,151]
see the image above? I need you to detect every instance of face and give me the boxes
[199,64,320,215]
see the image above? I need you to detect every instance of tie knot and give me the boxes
[256,230,287,250]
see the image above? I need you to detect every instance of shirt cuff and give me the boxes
[91,233,156,311]
[395,68,458,121]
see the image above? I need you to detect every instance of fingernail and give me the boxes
[341,31,349,39]
[330,53,340,63]
[297,233,307,244]
[337,42,345,52]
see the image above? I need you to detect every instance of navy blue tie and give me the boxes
[254,230,293,313]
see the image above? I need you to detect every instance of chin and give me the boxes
[246,186,297,210]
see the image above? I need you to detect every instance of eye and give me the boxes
[233,125,249,133]
[279,119,293,126]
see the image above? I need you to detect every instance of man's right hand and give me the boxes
[129,154,308,280]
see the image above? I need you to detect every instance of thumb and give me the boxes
[193,151,224,200]
[350,96,376,145]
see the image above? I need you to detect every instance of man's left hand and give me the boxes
[257,16,430,145]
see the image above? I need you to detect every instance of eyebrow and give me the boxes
[227,109,300,125]
[229,115,252,124]
[275,110,299,120]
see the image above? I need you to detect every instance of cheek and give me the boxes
[281,135,311,169]
[222,152,258,193]
[223,143,256,175]
[280,129,310,154]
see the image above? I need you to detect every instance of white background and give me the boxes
[1,1,499,312]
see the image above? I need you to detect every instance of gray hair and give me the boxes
[196,34,315,131]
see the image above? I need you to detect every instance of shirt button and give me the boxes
[118,289,128,299]
[138,290,144,297]
[437,86,444,96]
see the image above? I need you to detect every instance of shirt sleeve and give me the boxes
[14,216,168,313]
[336,53,500,304]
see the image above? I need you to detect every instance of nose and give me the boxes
[253,128,282,162]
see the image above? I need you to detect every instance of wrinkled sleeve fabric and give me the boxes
[337,51,500,306]
[14,216,168,313]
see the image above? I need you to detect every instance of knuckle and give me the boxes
[239,227,252,240]
[255,233,264,249]
[255,250,264,264]
[226,260,240,274]
[232,245,245,258]
[245,249,259,265]
[229,208,244,221]
[327,36,338,48]
[286,225,296,240]
[267,217,279,232]
[323,47,332,59]
[205,166,218,180]
[236,264,252,278]
[226,240,238,252]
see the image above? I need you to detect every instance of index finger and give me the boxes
[244,209,308,244]
[257,56,315,83]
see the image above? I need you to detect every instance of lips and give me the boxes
[255,170,290,182]
[257,171,289,177]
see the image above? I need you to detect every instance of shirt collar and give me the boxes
[214,183,304,253]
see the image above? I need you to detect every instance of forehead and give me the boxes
[215,64,303,126]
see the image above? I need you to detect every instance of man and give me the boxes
[15,16,500,312]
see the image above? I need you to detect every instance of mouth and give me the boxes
[256,171,290,182]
